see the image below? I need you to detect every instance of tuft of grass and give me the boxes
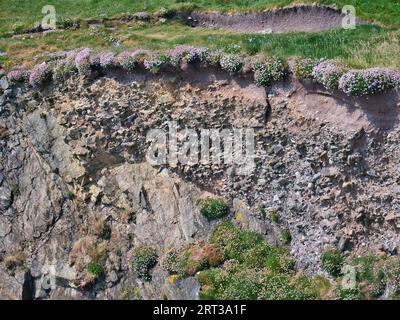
[351,255,387,299]
[64,191,75,200]
[270,210,280,223]
[93,219,112,240]
[11,184,20,197]
[162,243,223,277]
[334,253,400,300]
[88,242,108,263]
[322,249,344,277]
[86,261,103,278]
[259,206,266,220]
[210,221,294,272]
[4,252,25,273]
[281,229,292,244]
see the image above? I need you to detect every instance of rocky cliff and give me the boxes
[1,67,400,299]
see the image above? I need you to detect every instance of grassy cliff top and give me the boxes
[0,0,399,35]
[0,1,399,71]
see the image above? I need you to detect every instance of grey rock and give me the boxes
[0,187,12,211]
[4,89,12,98]
[337,236,351,252]
[278,177,290,187]
[1,72,400,299]
[0,220,11,237]
[0,270,33,300]
[109,270,119,284]
[272,144,284,155]
[0,77,9,90]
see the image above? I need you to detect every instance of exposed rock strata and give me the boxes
[0,69,399,299]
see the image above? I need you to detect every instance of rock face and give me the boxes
[0,69,400,299]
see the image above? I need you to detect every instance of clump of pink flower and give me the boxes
[130,49,149,66]
[338,70,367,96]
[144,54,167,74]
[186,47,209,64]
[292,58,319,80]
[252,58,288,87]
[203,49,222,66]
[7,68,29,83]
[64,50,79,66]
[75,48,92,76]
[389,71,400,90]
[339,68,397,96]
[53,53,78,80]
[167,46,210,67]
[219,54,243,74]
[312,60,346,90]
[361,68,396,95]
[29,62,52,87]
[99,52,115,69]
[116,51,137,70]
[167,45,193,67]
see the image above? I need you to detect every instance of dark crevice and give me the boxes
[22,271,35,300]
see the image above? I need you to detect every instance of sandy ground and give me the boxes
[178,4,369,33]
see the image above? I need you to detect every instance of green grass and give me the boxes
[281,229,292,244]
[0,1,399,36]
[270,210,280,223]
[351,255,387,299]
[1,22,399,72]
[0,2,399,73]
[322,249,343,277]
[64,191,75,200]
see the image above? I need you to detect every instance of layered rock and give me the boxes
[0,70,399,299]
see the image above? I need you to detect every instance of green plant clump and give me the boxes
[64,191,75,200]
[197,198,229,221]
[87,261,103,278]
[281,229,292,244]
[219,54,243,74]
[270,210,280,223]
[322,249,344,277]
[197,221,321,300]
[211,221,295,271]
[132,247,158,281]
[252,58,287,87]
[293,58,318,79]
[351,255,387,299]
[12,184,20,197]
[101,223,112,240]
[162,243,223,277]
[258,206,266,220]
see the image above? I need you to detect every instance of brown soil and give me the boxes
[178,4,370,33]
[288,80,400,132]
